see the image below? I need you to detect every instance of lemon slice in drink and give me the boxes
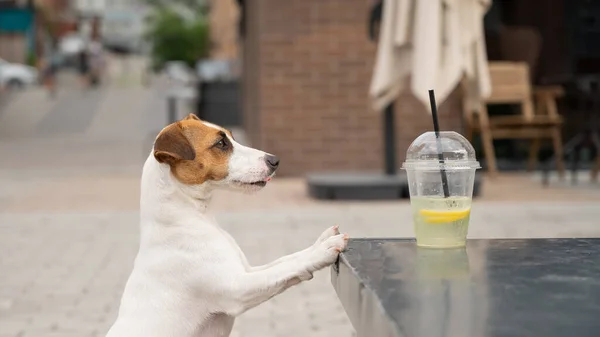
[419,209,471,217]
[419,208,471,224]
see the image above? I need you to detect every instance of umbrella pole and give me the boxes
[384,102,397,175]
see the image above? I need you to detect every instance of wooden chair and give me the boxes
[463,61,566,177]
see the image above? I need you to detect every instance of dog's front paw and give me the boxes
[314,225,340,246]
[307,233,349,272]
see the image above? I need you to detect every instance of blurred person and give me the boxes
[40,40,61,98]
[77,44,91,88]
[88,38,106,87]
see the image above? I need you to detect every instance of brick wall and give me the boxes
[242,0,464,176]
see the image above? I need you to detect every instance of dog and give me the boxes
[106,114,348,337]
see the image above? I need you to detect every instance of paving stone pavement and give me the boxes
[1,55,600,337]
[2,201,600,337]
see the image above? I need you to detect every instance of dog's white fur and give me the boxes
[106,122,347,337]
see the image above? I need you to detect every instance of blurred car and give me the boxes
[0,58,39,89]
[102,9,148,54]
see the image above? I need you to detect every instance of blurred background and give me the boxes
[1,0,599,336]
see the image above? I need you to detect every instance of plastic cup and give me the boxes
[401,131,481,248]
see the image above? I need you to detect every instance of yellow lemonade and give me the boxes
[411,196,472,248]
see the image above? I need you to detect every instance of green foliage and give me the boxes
[25,51,36,67]
[144,8,209,70]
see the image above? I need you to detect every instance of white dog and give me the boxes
[106,114,348,337]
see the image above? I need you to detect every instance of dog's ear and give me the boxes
[184,113,200,121]
[154,124,196,164]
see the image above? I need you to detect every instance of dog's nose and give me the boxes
[265,155,280,170]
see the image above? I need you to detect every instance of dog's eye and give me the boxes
[215,138,228,149]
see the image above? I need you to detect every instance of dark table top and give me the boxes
[331,238,600,337]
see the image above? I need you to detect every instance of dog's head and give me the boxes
[153,114,278,194]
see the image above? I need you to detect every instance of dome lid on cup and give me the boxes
[401,131,481,170]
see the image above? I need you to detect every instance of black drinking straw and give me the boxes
[428,89,450,198]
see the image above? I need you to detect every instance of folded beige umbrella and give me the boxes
[369,0,492,113]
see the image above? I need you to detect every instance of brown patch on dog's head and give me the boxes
[153,114,232,185]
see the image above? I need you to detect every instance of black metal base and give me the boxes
[307,172,483,200]
[540,73,600,186]
[542,130,600,186]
